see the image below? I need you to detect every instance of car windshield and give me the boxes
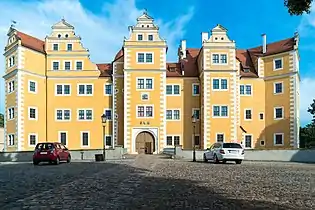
[223,143,242,149]
[35,143,54,150]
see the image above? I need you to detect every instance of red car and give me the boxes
[33,142,71,165]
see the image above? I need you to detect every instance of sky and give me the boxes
[0,0,314,126]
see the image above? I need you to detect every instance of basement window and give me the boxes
[244,68,250,73]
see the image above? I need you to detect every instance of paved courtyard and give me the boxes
[0,155,314,209]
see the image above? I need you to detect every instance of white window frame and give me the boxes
[75,60,84,70]
[211,53,228,65]
[259,112,264,121]
[136,105,154,118]
[52,43,59,51]
[7,79,15,94]
[103,108,113,121]
[166,84,181,96]
[136,77,154,91]
[212,105,229,118]
[77,84,94,96]
[58,131,68,146]
[244,134,253,149]
[7,134,15,146]
[28,133,38,147]
[273,133,284,146]
[55,109,71,121]
[141,92,149,101]
[273,81,283,95]
[244,108,252,121]
[7,107,15,120]
[166,109,181,121]
[81,131,90,147]
[273,58,283,70]
[274,106,284,120]
[52,60,60,70]
[137,33,144,41]
[64,60,72,71]
[55,84,71,96]
[192,83,200,96]
[77,109,93,121]
[104,83,113,96]
[192,108,200,121]
[28,106,38,121]
[240,84,252,96]
[166,135,181,147]
[105,135,113,148]
[136,52,154,64]
[192,134,201,148]
[216,133,225,143]
[67,43,73,51]
[211,78,229,91]
[8,56,15,68]
[28,80,38,94]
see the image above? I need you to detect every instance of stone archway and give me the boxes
[135,131,155,154]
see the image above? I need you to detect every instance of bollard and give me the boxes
[80,152,84,160]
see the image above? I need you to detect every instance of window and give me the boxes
[137,34,143,40]
[216,134,224,142]
[166,109,180,120]
[213,105,228,117]
[259,113,264,120]
[141,93,149,100]
[28,107,37,120]
[29,134,37,146]
[274,82,283,94]
[212,79,228,90]
[244,135,252,148]
[137,105,153,118]
[55,84,70,95]
[104,84,112,95]
[8,107,14,120]
[166,136,180,146]
[192,109,200,120]
[245,109,252,120]
[76,61,83,70]
[104,109,112,120]
[105,136,112,147]
[8,80,15,93]
[65,61,71,70]
[260,140,265,146]
[53,61,59,70]
[192,84,200,96]
[137,78,153,90]
[78,109,93,120]
[240,85,252,95]
[81,132,89,147]
[148,34,153,41]
[59,132,67,145]
[274,133,284,145]
[212,54,227,64]
[194,135,200,147]
[78,84,93,95]
[55,109,71,121]
[137,53,153,63]
[274,107,283,119]
[53,44,58,51]
[8,134,14,146]
[166,85,180,95]
[67,44,72,51]
[28,80,37,93]
[8,56,15,67]
[274,58,283,70]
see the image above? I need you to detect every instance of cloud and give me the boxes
[300,77,315,126]
[0,0,195,113]
[298,4,315,36]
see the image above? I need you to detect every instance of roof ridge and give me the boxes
[247,36,294,51]
[17,30,44,43]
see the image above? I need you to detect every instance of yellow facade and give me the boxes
[3,12,300,153]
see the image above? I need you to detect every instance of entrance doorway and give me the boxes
[135,131,155,154]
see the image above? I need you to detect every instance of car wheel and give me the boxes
[33,160,39,165]
[222,160,226,164]
[214,155,219,164]
[67,155,71,163]
[55,157,60,165]
[235,160,242,164]
[203,154,208,162]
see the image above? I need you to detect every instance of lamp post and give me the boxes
[192,115,197,162]
[101,114,107,161]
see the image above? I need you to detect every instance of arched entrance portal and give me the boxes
[135,131,155,154]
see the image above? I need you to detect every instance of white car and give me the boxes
[203,142,244,164]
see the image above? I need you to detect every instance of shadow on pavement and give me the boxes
[0,161,297,209]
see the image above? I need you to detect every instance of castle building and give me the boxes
[3,12,300,153]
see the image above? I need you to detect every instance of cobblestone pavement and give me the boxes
[0,156,314,209]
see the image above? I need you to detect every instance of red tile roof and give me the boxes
[16,31,45,54]
[96,63,112,77]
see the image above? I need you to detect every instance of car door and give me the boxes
[207,144,215,159]
[205,146,211,159]
[56,144,65,160]
[212,143,220,158]
[60,144,69,160]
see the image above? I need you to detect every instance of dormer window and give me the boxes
[244,68,250,73]
[148,35,153,41]
[169,67,176,72]
[137,34,143,41]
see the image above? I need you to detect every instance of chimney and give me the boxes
[262,34,267,54]
[180,40,186,59]
[202,32,209,43]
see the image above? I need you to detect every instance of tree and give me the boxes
[0,113,3,128]
[285,0,313,15]
[308,99,315,124]
[299,99,315,148]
